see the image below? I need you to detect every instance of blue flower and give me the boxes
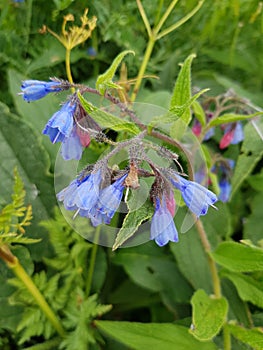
[61,126,83,160]
[218,178,232,203]
[75,170,102,212]
[170,174,217,217]
[90,174,128,226]
[151,196,178,247]
[42,100,76,143]
[57,178,80,211]
[20,80,62,102]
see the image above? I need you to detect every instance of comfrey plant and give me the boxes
[9,4,263,350]
[20,73,218,246]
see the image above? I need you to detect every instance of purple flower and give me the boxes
[170,174,217,217]
[20,80,62,102]
[42,100,76,143]
[90,174,128,226]
[151,195,178,247]
[61,126,83,160]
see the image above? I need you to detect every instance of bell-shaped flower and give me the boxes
[151,195,179,247]
[75,170,102,212]
[170,174,217,217]
[90,174,128,225]
[61,125,83,160]
[20,79,62,102]
[42,100,76,143]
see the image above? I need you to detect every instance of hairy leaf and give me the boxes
[190,289,228,341]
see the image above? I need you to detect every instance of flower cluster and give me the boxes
[20,80,99,160]
[20,79,218,248]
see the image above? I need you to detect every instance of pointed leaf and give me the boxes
[192,100,206,126]
[221,270,263,308]
[209,111,263,127]
[169,54,196,131]
[211,241,263,272]
[95,321,217,350]
[112,200,154,250]
[150,89,208,128]
[226,324,263,350]
[96,50,135,94]
[78,92,140,135]
[190,289,228,341]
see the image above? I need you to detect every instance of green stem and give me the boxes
[157,0,205,40]
[223,324,231,350]
[65,48,74,90]
[9,257,66,338]
[154,0,179,34]
[130,37,155,102]
[195,219,221,298]
[86,226,101,296]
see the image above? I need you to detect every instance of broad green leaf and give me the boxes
[169,53,196,138]
[170,209,213,293]
[231,122,263,197]
[0,102,55,259]
[211,241,263,272]
[227,324,263,350]
[78,92,140,135]
[7,69,61,167]
[244,193,263,244]
[221,271,263,308]
[112,200,154,250]
[96,50,135,94]
[95,321,217,350]
[190,290,228,341]
[112,244,193,306]
[209,111,263,127]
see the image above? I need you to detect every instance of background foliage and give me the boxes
[0,0,263,349]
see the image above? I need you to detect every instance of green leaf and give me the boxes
[247,171,263,191]
[77,92,140,135]
[112,244,193,307]
[170,209,213,293]
[96,50,135,94]
[192,100,206,126]
[244,193,263,244]
[169,53,196,138]
[209,111,263,127]
[112,200,154,250]
[221,271,263,308]
[190,289,228,341]
[211,241,263,272]
[150,89,208,128]
[231,122,263,197]
[95,321,217,350]
[0,102,55,259]
[226,324,263,350]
